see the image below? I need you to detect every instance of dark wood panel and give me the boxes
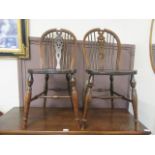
[0,107,151,135]
[18,37,135,109]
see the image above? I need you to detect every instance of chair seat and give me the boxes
[28,68,76,74]
[86,69,137,75]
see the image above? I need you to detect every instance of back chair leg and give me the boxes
[110,75,114,109]
[70,75,79,123]
[66,73,71,91]
[43,74,49,108]
[82,80,88,110]
[130,75,138,121]
[81,75,94,129]
[23,73,33,128]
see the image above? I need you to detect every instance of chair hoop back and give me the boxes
[82,28,121,70]
[40,28,77,70]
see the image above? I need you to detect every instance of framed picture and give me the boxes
[0,19,29,58]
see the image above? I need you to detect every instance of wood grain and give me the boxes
[0,107,151,135]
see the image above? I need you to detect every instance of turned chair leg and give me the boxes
[43,74,49,108]
[110,75,114,109]
[23,73,33,128]
[70,75,79,123]
[81,75,94,129]
[130,75,138,121]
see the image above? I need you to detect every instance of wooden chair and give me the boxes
[23,28,79,128]
[81,28,138,129]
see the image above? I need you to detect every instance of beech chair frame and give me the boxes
[23,28,79,128]
[81,28,138,129]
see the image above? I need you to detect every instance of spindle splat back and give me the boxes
[82,28,121,70]
[40,29,77,70]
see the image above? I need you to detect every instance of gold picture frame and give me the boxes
[0,19,29,59]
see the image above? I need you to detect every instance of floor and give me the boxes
[0,107,151,135]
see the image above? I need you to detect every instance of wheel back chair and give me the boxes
[81,28,138,129]
[23,29,79,128]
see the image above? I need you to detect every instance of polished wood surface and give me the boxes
[0,107,151,135]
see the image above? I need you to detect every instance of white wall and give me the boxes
[0,58,19,112]
[0,19,155,133]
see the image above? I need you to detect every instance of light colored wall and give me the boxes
[0,58,19,112]
[0,19,155,133]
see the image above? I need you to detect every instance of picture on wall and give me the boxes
[0,19,29,58]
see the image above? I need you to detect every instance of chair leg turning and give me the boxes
[70,75,79,123]
[130,75,138,121]
[43,74,49,108]
[81,75,94,129]
[23,73,33,128]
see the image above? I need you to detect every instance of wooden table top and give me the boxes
[0,107,151,135]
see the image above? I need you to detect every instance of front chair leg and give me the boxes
[130,75,138,122]
[70,75,79,123]
[81,75,94,130]
[23,73,33,128]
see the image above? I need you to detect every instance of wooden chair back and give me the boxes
[40,29,77,70]
[82,28,121,70]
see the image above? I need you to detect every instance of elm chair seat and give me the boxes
[28,68,76,74]
[23,28,79,128]
[86,69,137,75]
